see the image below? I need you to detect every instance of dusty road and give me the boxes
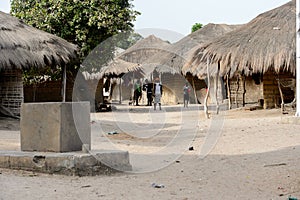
[1,105,300,199]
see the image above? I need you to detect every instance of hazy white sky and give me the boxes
[0,0,291,41]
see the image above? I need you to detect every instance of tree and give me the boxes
[11,0,140,64]
[191,23,203,33]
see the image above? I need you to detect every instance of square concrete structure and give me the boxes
[21,102,91,152]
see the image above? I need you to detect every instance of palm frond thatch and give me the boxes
[187,0,295,78]
[0,11,78,70]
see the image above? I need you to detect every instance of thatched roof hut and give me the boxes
[0,11,78,69]
[187,0,295,78]
[118,35,171,64]
[149,23,241,74]
[83,58,143,80]
[0,11,78,117]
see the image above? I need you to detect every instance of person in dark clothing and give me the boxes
[134,80,142,106]
[183,82,190,108]
[144,79,153,106]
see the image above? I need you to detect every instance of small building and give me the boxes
[186,0,295,110]
[0,11,78,117]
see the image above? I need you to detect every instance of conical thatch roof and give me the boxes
[82,58,144,80]
[146,23,241,74]
[0,11,78,70]
[117,35,171,63]
[187,0,295,78]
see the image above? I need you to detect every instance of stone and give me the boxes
[20,102,91,152]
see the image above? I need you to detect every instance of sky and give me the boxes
[0,0,291,42]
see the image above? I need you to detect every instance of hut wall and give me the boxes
[263,70,295,109]
[229,76,263,108]
[0,69,23,116]
[161,73,197,104]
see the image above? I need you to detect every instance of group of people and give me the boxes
[134,77,163,110]
[134,78,191,109]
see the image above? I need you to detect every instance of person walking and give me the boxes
[134,80,142,106]
[144,79,153,106]
[183,82,190,108]
[153,77,163,110]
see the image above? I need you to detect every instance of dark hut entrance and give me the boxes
[0,69,23,117]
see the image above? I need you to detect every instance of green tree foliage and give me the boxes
[191,23,203,33]
[11,0,140,63]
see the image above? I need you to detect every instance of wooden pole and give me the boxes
[215,64,220,114]
[62,65,67,102]
[277,76,285,113]
[204,57,210,119]
[119,78,122,104]
[192,77,198,104]
[226,73,232,110]
[235,75,240,108]
[242,75,246,107]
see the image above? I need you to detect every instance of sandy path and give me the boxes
[1,105,300,199]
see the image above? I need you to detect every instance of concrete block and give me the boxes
[20,102,91,152]
[94,150,132,171]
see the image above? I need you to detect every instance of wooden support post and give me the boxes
[242,75,246,107]
[235,75,240,108]
[119,78,122,104]
[192,78,198,104]
[62,65,67,102]
[226,73,232,110]
[204,58,210,119]
[277,76,285,113]
[215,64,220,114]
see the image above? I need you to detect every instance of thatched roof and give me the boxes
[187,0,296,78]
[82,58,144,80]
[117,35,171,63]
[146,23,241,74]
[0,11,78,70]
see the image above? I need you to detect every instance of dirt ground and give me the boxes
[1,104,300,200]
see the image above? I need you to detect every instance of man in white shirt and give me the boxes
[153,77,163,110]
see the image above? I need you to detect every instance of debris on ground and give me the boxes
[151,183,165,188]
[107,131,118,135]
[188,146,194,151]
[263,163,287,167]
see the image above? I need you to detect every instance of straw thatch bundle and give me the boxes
[187,0,295,78]
[0,11,78,70]
[118,35,171,64]
[83,58,144,80]
[147,23,240,74]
